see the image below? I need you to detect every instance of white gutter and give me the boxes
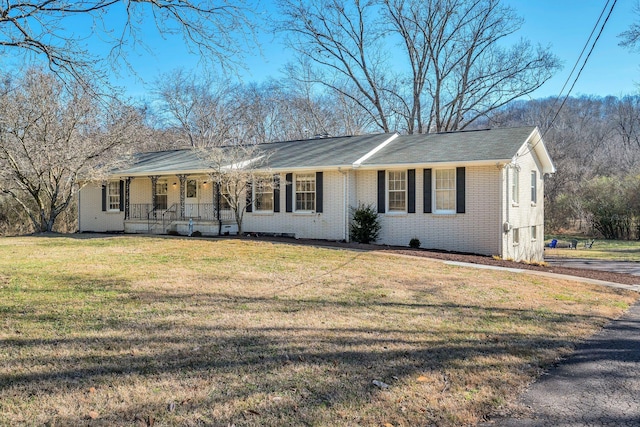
[352,133,399,168]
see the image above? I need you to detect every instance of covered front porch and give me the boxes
[122,174,238,236]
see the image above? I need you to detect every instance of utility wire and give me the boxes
[517,0,618,160]
[542,0,618,137]
[550,0,612,112]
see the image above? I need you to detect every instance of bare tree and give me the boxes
[0,67,146,232]
[0,0,257,84]
[277,0,394,132]
[619,1,640,52]
[198,144,272,234]
[155,70,242,148]
[278,0,559,133]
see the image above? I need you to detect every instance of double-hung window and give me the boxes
[531,171,537,204]
[388,171,406,212]
[107,181,121,211]
[155,181,168,210]
[531,225,537,241]
[435,169,456,213]
[254,175,274,212]
[295,173,315,211]
[511,168,520,204]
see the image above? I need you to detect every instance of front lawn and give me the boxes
[545,236,640,261]
[0,235,636,426]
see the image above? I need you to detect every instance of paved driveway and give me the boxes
[481,301,640,426]
[545,257,640,276]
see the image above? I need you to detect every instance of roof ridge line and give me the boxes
[352,133,399,167]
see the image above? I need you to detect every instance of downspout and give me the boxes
[339,167,349,242]
[505,165,510,259]
[77,184,81,233]
[499,165,506,260]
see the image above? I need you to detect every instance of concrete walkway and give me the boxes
[480,301,640,426]
[443,260,640,292]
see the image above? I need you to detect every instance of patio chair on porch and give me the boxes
[569,239,578,249]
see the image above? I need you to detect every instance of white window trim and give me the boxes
[511,168,520,206]
[253,175,274,213]
[294,173,316,213]
[107,181,121,212]
[531,171,537,206]
[433,168,457,214]
[386,170,407,214]
[531,225,537,241]
[513,228,520,246]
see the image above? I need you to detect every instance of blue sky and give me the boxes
[16,0,638,101]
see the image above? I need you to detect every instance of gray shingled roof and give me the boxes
[360,127,536,166]
[116,134,395,176]
[261,133,394,169]
[114,127,541,176]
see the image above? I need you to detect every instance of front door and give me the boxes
[185,179,199,218]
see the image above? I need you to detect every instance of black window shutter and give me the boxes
[456,167,466,214]
[101,184,107,212]
[377,170,386,213]
[119,180,125,212]
[423,169,432,213]
[407,169,415,213]
[246,180,253,213]
[273,174,280,213]
[285,173,293,212]
[315,172,323,213]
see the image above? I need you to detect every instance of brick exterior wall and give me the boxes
[79,152,546,261]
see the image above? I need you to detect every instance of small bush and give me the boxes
[409,237,421,249]
[350,204,381,244]
[191,230,202,237]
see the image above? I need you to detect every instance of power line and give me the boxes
[517,0,618,161]
[542,0,618,139]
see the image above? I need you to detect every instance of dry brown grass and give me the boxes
[0,234,637,426]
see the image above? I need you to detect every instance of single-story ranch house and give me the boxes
[78,126,555,262]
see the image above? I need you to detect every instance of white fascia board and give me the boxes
[352,133,399,168]
[354,159,512,171]
[112,169,216,179]
[522,127,556,174]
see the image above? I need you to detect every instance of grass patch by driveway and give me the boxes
[0,235,637,426]
[545,237,640,262]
